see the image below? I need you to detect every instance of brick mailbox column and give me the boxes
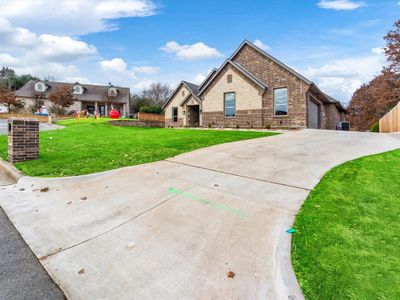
[8,117,39,164]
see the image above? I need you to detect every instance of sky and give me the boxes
[0,0,399,105]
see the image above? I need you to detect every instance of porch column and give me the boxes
[95,101,98,114]
[123,103,128,117]
[105,103,108,116]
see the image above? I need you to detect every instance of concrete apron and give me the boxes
[0,130,399,299]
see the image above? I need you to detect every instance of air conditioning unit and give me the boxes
[338,121,350,131]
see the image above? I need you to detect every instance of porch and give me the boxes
[81,102,128,117]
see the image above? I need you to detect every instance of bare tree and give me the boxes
[0,86,18,113]
[141,82,172,106]
[384,20,400,73]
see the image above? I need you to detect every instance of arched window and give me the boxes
[73,85,83,95]
[35,82,46,92]
[108,87,118,97]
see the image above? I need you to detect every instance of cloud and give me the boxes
[0,17,98,80]
[303,48,386,103]
[317,0,364,10]
[99,58,127,73]
[192,73,207,85]
[133,79,156,91]
[132,66,160,74]
[0,0,157,36]
[253,39,270,51]
[160,41,224,61]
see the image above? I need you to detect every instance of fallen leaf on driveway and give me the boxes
[67,201,72,205]
[227,271,235,278]
[78,268,85,275]
[40,187,49,192]
[81,196,87,200]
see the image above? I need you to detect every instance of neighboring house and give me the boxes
[163,40,346,129]
[15,80,130,117]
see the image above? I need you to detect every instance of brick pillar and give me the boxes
[8,117,39,164]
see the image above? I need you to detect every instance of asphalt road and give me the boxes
[0,207,65,300]
[0,119,63,135]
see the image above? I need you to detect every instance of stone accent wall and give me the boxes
[232,44,309,128]
[203,109,263,128]
[109,120,164,128]
[8,117,39,164]
[165,118,184,128]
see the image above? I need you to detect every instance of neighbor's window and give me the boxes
[227,74,232,83]
[224,92,235,117]
[35,82,45,92]
[73,85,83,95]
[172,107,178,122]
[274,88,288,116]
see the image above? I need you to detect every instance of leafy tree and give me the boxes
[130,94,151,113]
[139,105,163,114]
[0,67,39,90]
[141,82,172,106]
[0,86,18,113]
[348,19,400,131]
[48,85,76,114]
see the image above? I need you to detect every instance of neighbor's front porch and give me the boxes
[81,101,128,117]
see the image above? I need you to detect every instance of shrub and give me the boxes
[265,124,271,129]
[49,104,67,116]
[370,122,379,132]
[139,105,164,114]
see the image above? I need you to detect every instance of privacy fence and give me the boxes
[138,112,165,123]
[379,102,400,133]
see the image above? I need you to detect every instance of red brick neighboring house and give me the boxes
[163,40,346,129]
[15,80,130,117]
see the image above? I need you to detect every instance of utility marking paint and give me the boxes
[168,187,246,218]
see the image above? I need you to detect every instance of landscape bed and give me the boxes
[0,118,277,177]
[292,149,400,299]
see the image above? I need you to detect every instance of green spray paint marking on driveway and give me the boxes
[168,187,246,218]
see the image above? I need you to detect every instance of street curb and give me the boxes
[0,158,22,183]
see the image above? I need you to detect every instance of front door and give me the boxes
[187,105,200,127]
[308,99,320,129]
[99,105,105,116]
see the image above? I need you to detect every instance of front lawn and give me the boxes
[0,118,277,177]
[292,149,400,299]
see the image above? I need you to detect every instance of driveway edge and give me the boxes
[0,158,22,183]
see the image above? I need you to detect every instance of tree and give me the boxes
[384,20,400,73]
[0,67,39,90]
[141,82,172,106]
[130,94,151,113]
[0,86,18,113]
[48,85,76,114]
[347,70,400,130]
[348,19,400,131]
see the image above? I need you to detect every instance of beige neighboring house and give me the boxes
[163,40,346,129]
[15,80,130,117]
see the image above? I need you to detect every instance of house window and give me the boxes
[35,82,45,92]
[274,88,288,116]
[73,85,83,95]
[172,107,178,122]
[224,92,235,117]
[227,74,232,83]
[108,87,118,97]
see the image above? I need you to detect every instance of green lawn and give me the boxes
[0,118,277,177]
[292,149,400,299]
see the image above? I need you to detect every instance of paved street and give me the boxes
[0,119,63,135]
[0,130,399,299]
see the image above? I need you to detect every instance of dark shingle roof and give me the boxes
[182,81,200,96]
[15,80,130,103]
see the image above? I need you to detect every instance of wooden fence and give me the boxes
[379,102,400,133]
[138,112,165,123]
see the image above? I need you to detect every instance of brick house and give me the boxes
[15,80,130,117]
[163,40,346,129]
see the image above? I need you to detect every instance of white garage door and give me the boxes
[308,100,320,129]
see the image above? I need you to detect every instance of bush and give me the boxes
[370,122,379,132]
[49,104,67,116]
[139,105,164,114]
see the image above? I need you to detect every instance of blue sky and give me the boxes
[0,0,399,104]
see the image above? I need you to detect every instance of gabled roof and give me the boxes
[162,80,200,109]
[179,92,201,106]
[198,60,268,96]
[198,68,218,91]
[15,80,130,102]
[231,40,312,85]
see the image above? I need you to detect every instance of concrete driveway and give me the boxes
[0,119,63,135]
[0,130,399,299]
